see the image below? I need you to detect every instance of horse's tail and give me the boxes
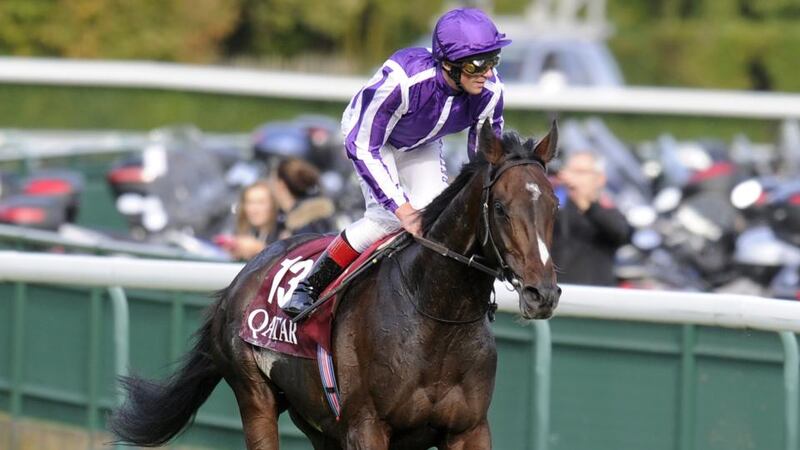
[108,288,227,447]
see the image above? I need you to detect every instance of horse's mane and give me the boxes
[420,131,543,235]
[419,156,486,235]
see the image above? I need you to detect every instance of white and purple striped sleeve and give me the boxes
[343,66,408,212]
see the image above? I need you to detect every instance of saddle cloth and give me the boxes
[239,232,404,359]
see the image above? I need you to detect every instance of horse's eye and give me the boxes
[493,201,506,216]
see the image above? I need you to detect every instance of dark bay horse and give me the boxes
[109,121,561,449]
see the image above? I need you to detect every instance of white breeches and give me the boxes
[344,141,449,252]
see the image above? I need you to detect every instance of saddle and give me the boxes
[239,231,408,359]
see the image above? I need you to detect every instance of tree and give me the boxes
[609,0,800,91]
[227,0,444,68]
[0,0,239,62]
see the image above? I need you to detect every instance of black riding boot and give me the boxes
[282,251,346,318]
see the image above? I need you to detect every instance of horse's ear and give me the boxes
[479,120,503,164]
[532,120,559,164]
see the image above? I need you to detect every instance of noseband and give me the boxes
[414,157,546,287]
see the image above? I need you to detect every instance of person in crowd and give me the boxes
[272,157,336,238]
[220,179,282,261]
[283,7,511,317]
[551,151,632,286]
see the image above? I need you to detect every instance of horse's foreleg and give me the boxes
[441,421,491,450]
[229,377,281,450]
[344,418,390,450]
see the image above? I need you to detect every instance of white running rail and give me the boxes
[1,250,799,333]
[2,57,800,120]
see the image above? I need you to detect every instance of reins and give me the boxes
[414,235,502,279]
[403,278,498,325]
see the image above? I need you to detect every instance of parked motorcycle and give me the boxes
[731,178,800,300]
[0,169,85,230]
[614,134,747,292]
[105,126,241,259]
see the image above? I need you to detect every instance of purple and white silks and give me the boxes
[341,47,505,213]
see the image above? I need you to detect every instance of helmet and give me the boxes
[432,8,511,62]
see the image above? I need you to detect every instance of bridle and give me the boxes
[480,157,546,286]
[416,156,546,283]
[412,156,547,323]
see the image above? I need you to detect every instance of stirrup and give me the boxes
[283,290,315,318]
[284,303,313,319]
[284,303,312,317]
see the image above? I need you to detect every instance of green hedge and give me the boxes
[0,84,343,131]
[612,21,800,91]
[2,0,799,92]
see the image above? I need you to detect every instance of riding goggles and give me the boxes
[453,53,501,76]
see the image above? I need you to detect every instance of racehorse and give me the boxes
[109,121,561,450]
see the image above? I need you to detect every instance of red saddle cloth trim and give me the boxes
[239,232,401,359]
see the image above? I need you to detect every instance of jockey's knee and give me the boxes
[344,216,400,253]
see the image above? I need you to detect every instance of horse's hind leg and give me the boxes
[228,376,281,450]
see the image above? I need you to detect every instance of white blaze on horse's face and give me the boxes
[525,182,541,202]
[525,182,550,265]
[538,237,550,265]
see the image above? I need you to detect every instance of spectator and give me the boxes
[224,180,281,260]
[552,151,631,286]
[272,157,336,237]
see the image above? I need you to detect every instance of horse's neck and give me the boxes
[407,172,495,321]
[427,172,484,255]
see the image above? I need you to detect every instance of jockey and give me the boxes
[283,7,511,317]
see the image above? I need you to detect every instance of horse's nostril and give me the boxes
[523,285,560,303]
[524,286,540,298]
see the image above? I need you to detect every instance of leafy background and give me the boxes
[2,0,798,90]
[0,0,795,138]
